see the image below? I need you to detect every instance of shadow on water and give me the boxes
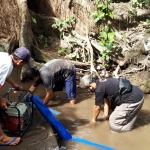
[134,110,150,129]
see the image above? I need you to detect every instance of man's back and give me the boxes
[39,59,75,88]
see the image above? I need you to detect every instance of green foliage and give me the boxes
[128,0,140,21]
[139,0,149,7]
[110,0,129,2]
[43,37,48,48]
[110,0,149,6]
[38,34,48,48]
[91,0,115,65]
[38,34,44,41]
[66,50,80,60]
[52,17,76,37]
[131,0,149,8]
[146,19,150,32]
[146,19,150,24]
[57,49,72,56]
[52,17,77,58]
[98,26,115,64]
[90,0,114,23]
[130,0,141,7]
[22,12,25,16]
[31,17,37,24]
[110,0,149,24]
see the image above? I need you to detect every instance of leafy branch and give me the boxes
[52,17,76,38]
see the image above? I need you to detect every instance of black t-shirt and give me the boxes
[95,78,144,106]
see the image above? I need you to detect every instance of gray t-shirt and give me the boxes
[34,59,75,91]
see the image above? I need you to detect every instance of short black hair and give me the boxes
[21,68,39,82]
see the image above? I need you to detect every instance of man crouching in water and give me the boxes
[80,75,144,133]
[21,59,76,105]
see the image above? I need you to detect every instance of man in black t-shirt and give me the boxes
[21,59,76,105]
[80,75,144,133]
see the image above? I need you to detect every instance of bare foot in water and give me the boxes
[0,135,20,146]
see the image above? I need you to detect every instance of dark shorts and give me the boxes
[52,81,64,92]
[52,69,76,101]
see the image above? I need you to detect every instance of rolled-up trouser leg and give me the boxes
[109,97,144,132]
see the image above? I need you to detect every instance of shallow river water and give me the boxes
[1,69,150,150]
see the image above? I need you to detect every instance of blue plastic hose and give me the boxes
[31,96,115,150]
[72,136,115,150]
[31,95,72,140]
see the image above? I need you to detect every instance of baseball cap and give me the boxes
[14,47,31,68]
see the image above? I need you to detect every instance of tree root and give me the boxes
[113,65,120,78]
[86,27,101,78]
[31,45,51,62]
[113,64,146,78]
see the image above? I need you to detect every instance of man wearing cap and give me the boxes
[0,47,31,146]
[21,59,76,105]
[80,75,144,133]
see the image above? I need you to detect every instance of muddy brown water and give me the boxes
[1,69,150,150]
